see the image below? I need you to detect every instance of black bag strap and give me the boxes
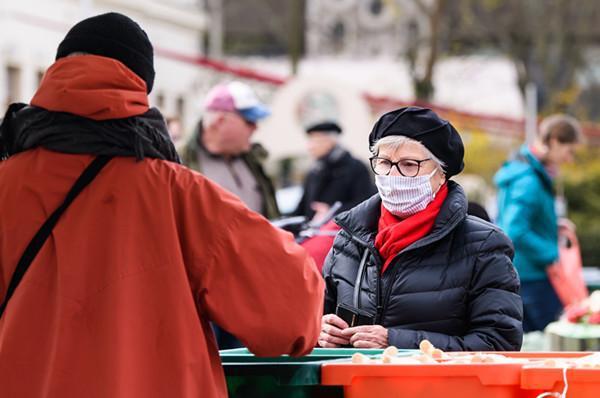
[0,155,112,318]
[353,248,370,309]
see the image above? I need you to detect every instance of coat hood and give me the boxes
[494,145,552,189]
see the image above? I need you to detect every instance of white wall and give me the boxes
[0,0,207,135]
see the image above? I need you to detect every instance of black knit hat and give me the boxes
[368,106,464,177]
[305,121,342,134]
[56,12,155,93]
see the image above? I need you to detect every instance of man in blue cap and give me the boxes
[181,81,280,350]
[182,81,280,220]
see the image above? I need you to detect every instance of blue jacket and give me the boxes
[494,145,558,281]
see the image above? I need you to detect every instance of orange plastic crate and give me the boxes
[321,362,538,398]
[441,351,589,361]
[521,366,600,398]
[500,351,590,359]
[321,352,595,398]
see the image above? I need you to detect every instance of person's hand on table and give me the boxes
[318,314,350,348]
[342,325,388,348]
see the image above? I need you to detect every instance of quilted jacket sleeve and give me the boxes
[322,232,343,316]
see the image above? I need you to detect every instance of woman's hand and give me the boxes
[342,325,388,348]
[318,314,350,348]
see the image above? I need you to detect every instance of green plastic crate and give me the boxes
[220,347,415,398]
[220,347,389,363]
[546,321,600,351]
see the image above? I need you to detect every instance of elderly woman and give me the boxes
[319,107,523,351]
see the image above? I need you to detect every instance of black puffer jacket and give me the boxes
[323,181,523,351]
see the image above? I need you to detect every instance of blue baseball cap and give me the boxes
[203,81,271,123]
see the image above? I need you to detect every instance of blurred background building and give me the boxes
[0,0,209,134]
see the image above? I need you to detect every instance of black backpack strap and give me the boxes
[0,155,112,317]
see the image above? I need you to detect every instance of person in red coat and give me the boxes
[0,13,323,398]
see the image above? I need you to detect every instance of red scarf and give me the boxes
[375,183,448,273]
[31,54,148,120]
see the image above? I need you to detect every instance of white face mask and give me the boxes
[375,168,438,217]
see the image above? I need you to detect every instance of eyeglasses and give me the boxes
[369,156,431,177]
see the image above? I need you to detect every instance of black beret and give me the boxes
[56,12,155,93]
[368,106,464,177]
[305,121,342,134]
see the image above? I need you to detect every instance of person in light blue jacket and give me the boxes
[495,114,583,332]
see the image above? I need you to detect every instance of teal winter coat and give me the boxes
[494,145,559,281]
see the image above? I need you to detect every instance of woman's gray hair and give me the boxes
[371,135,446,171]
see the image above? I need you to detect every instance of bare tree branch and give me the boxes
[423,0,446,84]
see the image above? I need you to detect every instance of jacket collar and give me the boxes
[519,145,553,190]
[335,180,468,250]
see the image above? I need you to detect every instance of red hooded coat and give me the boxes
[0,148,324,397]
